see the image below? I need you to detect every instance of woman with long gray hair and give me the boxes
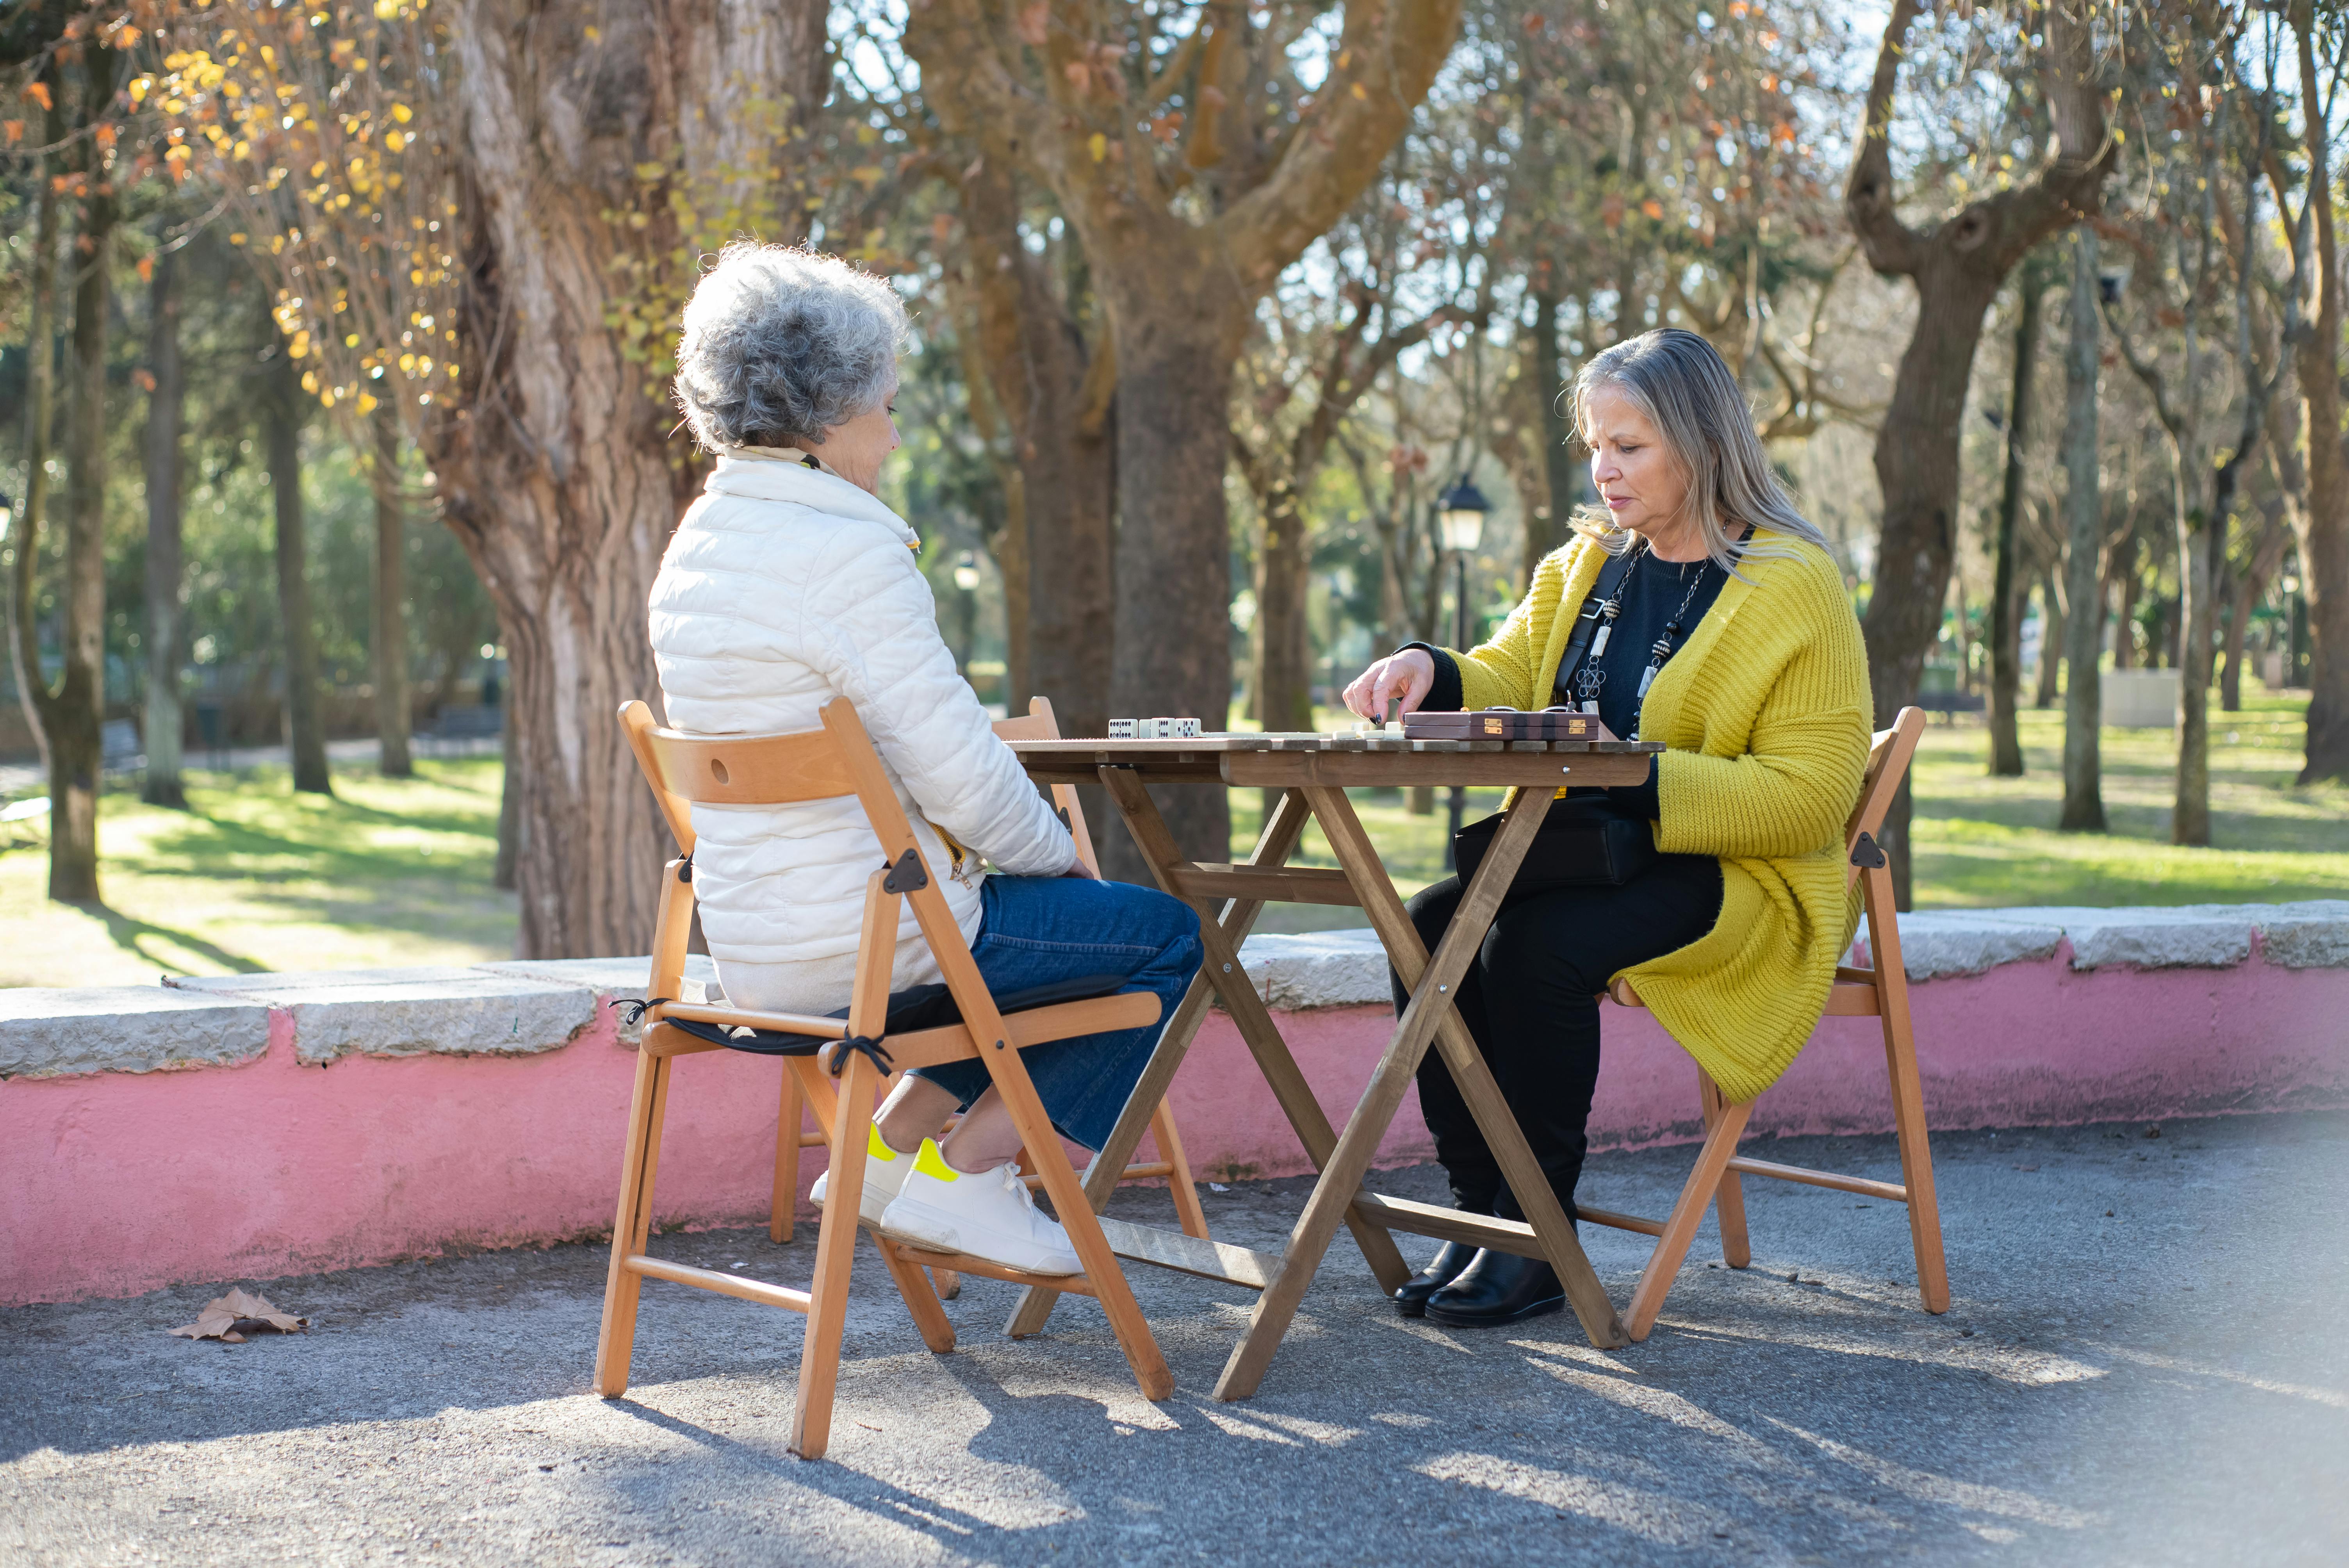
[1342,328,1870,1328]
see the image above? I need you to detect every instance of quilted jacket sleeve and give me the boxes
[797,522,1077,877]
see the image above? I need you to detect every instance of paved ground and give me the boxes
[5,1113,2344,1566]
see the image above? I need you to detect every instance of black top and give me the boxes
[1551,546,1731,741]
[1404,542,1735,822]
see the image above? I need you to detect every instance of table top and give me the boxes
[1006,731,1666,756]
[1007,732,1661,788]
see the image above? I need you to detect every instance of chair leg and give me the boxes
[593,1047,672,1397]
[872,1235,958,1354]
[1884,1007,1952,1314]
[1151,1103,1212,1241]
[770,1058,801,1245]
[1625,1098,1753,1342]
[1698,1071,1750,1269]
[791,1048,880,1461]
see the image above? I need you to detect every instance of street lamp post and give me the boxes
[1435,475,1492,864]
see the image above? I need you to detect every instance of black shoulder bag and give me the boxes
[1451,546,1657,892]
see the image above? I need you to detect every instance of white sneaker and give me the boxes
[878,1139,1083,1276]
[808,1124,914,1227]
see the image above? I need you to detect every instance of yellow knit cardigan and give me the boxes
[1446,529,1872,1103]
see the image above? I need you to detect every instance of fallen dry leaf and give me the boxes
[169,1287,308,1344]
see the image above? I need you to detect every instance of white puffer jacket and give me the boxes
[648,447,1076,1014]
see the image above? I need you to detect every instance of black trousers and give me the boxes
[1392,852,1723,1224]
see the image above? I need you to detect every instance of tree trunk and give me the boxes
[2219,576,2247,712]
[495,700,520,891]
[2171,489,2215,845]
[142,245,189,808]
[1526,289,1576,590]
[44,47,120,902]
[1988,278,2042,776]
[955,159,1116,747]
[2112,537,2140,671]
[1845,0,2108,905]
[435,0,828,957]
[2059,227,2107,832]
[1862,259,2005,902]
[265,350,333,797]
[2221,515,2288,711]
[9,78,63,793]
[2287,7,2349,781]
[2034,570,2064,709]
[1253,475,1314,735]
[372,407,413,778]
[1099,260,1246,875]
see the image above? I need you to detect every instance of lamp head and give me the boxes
[1436,475,1491,554]
[952,550,982,593]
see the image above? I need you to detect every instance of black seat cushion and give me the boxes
[660,974,1130,1058]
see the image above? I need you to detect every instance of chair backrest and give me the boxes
[1841,706,1925,889]
[619,700,865,855]
[992,696,1101,876]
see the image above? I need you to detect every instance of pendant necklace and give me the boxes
[1573,545,1644,714]
[1627,555,1715,743]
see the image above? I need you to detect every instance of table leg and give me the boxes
[1310,785,1628,1351]
[1004,783,1358,1339]
[1097,771,1414,1292]
[1211,786,1624,1402]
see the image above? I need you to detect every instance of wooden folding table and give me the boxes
[1001,731,1663,1400]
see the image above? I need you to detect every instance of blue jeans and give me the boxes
[909,875,1202,1151]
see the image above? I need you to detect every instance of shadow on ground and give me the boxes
[5,1115,2344,1566]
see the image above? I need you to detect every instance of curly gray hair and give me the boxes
[672,244,910,453]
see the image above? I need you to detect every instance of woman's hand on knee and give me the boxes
[1344,647,1435,722]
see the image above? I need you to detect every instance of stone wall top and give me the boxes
[2,903,2342,1080]
[0,986,271,1080]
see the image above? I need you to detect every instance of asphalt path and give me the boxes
[4,1114,2343,1566]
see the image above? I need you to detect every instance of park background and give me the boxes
[3,0,2346,984]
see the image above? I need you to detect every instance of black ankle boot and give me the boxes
[1422,1249,1565,1327]
[1392,1241,1478,1318]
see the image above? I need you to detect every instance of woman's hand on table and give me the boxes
[1343,647,1435,723]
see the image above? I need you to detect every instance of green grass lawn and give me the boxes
[4,690,2343,984]
[0,757,514,989]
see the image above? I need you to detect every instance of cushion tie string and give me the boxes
[607,997,891,1074]
[828,1033,895,1077]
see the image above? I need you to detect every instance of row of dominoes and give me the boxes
[1106,717,1203,739]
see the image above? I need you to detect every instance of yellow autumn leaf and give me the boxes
[1089,132,1107,162]
[357,392,379,414]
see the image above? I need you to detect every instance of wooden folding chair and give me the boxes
[1600,706,1949,1340]
[595,697,1174,1459]
[765,696,1211,1248]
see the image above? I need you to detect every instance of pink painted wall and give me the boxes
[1169,945,2349,1179]
[5,944,2345,1306]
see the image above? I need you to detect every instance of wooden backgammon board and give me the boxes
[1401,707,1620,743]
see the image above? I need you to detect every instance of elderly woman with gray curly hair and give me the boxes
[651,245,1201,1276]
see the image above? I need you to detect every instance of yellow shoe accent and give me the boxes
[868,1123,905,1164]
[914,1137,960,1183]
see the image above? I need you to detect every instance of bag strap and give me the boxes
[1550,546,1641,707]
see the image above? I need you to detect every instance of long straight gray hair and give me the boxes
[1568,328,1831,576]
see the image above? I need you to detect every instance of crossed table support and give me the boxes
[1000,736,1661,1400]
